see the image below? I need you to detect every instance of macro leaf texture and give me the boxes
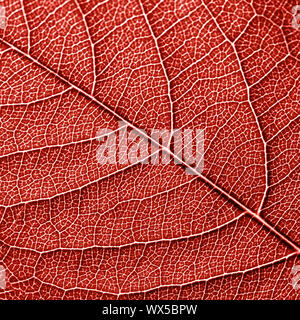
[0,0,299,300]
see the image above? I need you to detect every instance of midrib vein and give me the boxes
[1,37,299,254]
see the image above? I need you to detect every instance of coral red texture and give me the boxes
[0,0,299,299]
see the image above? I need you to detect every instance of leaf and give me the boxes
[0,0,299,299]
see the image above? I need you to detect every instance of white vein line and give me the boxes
[73,0,96,95]
[4,252,297,296]
[20,0,30,53]
[146,0,164,16]
[0,88,72,107]
[138,0,174,142]
[157,4,201,39]
[84,0,110,17]
[0,212,246,252]
[258,86,298,118]
[0,149,160,209]
[267,115,300,143]
[30,0,69,31]
[201,1,268,217]
[250,53,290,88]
[268,164,300,189]
[0,125,126,160]
[170,40,228,83]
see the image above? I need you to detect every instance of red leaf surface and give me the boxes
[0,0,299,300]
